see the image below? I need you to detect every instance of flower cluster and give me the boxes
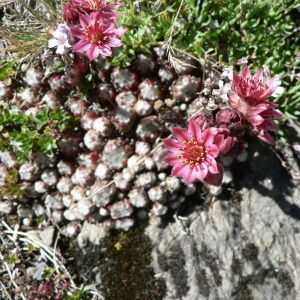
[163,65,284,186]
[48,0,126,61]
[230,65,283,145]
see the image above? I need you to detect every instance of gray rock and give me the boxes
[77,221,108,248]
[39,226,55,247]
[145,138,300,300]
[0,200,13,214]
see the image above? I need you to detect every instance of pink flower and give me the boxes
[162,120,223,186]
[230,92,284,145]
[71,0,120,14]
[233,65,281,105]
[192,111,214,131]
[70,11,126,61]
[215,108,243,132]
[63,2,80,25]
[213,128,245,157]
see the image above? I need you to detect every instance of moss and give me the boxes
[102,226,166,300]
[56,235,79,282]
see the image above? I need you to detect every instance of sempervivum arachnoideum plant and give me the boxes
[110,68,139,92]
[158,64,177,84]
[133,53,158,76]
[171,75,202,103]
[95,83,116,105]
[93,55,113,82]
[101,138,134,170]
[0,48,212,235]
[0,81,14,100]
[92,116,114,136]
[48,74,69,93]
[20,87,41,107]
[115,91,137,108]
[111,106,137,135]
[42,90,63,110]
[67,97,89,117]
[24,66,45,87]
[58,131,83,157]
[138,78,165,102]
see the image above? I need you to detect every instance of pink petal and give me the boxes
[262,120,280,131]
[233,71,241,84]
[256,131,274,145]
[207,157,219,174]
[204,163,223,186]
[253,69,263,81]
[248,104,269,115]
[229,92,241,109]
[172,127,191,142]
[98,45,112,57]
[105,21,118,31]
[247,114,264,125]
[207,144,219,158]
[188,120,202,141]
[112,28,127,38]
[261,109,283,119]
[183,167,198,184]
[70,26,85,39]
[241,65,251,78]
[164,153,180,167]
[219,136,235,156]
[259,89,276,101]
[86,45,101,61]
[79,13,92,28]
[213,133,224,148]
[92,11,105,21]
[171,163,188,177]
[73,40,91,52]
[196,163,208,180]
[105,37,122,47]
[202,127,217,146]
[162,138,181,153]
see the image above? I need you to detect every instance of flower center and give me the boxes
[84,21,108,45]
[177,137,209,167]
[241,76,268,94]
[84,0,104,9]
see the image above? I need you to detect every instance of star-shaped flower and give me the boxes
[162,120,224,186]
[70,11,126,61]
